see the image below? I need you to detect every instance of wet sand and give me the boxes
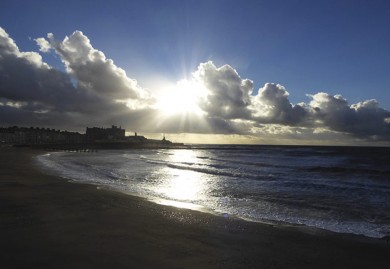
[0,146,388,268]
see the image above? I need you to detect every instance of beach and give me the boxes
[0,147,388,268]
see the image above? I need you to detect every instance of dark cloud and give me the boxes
[1,27,81,122]
[0,27,151,130]
[308,93,390,139]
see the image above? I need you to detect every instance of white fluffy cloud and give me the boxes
[190,60,389,140]
[195,61,253,119]
[40,31,150,101]
[252,83,307,125]
[34,37,51,52]
[192,64,307,125]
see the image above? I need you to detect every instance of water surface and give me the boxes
[37,145,390,238]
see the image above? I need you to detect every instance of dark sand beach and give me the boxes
[0,147,388,268]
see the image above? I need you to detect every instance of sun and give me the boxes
[156,80,207,116]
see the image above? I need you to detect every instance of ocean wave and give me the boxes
[36,147,390,239]
[140,155,274,181]
[307,165,390,177]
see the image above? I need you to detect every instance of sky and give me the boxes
[1,0,390,145]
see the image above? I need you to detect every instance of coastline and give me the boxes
[0,147,388,268]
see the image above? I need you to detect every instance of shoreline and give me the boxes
[36,148,388,240]
[1,146,389,268]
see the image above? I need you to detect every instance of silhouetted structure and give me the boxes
[0,126,83,145]
[86,125,125,142]
[0,125,186,149]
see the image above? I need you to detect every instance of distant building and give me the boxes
[1,125,185,149]
[0,126,84,145]
[127,134,147,143]
[86,125,125,142]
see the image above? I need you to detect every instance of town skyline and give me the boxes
[1,1,390,146]
[0,125,186,149]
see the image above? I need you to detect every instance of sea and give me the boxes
[36,145,390,239]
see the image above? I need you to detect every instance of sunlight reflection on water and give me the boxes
[153,150,210,203]
[154,199,205,211]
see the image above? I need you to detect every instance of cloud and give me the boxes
[192,63,307,126]
[42,31,150,101]
[252,83,308,125]
[308,93,390,139]
[1,27,77,112]
[191,60,389,139]
[0,26,151,129]
[195,61,254,120]
[0,27,19,55]
[35,37,51,52]
[1,26,390,143]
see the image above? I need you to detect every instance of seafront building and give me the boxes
[86,125,125,142]
[0,125,184,149]
[0,126,83,145]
